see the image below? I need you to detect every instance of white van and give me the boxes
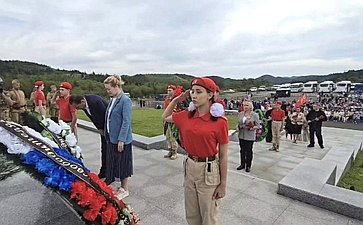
[302,81,319,93]
[334,81,351,93]
[319,81,335,93]
[271,85,281,90]
[290,83,303,93]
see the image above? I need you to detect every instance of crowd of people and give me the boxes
[319,93,363,124]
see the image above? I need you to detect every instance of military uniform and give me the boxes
[163,85,179,160]
[9,89,27,123]
[0,91,10,121]
[47,91,59,122]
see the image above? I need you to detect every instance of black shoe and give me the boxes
[320,145,324,149]
[245,167,250,172]
[307,144,314,148]
[237,165,245,170]
[98,173,106,179]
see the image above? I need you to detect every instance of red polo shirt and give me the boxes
[271,108,285,121]
[56,96,76,122]
[34,90,46,106]
[172,110,229,157]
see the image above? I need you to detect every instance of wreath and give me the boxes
[255,109,268,142]
[0,117,140,225]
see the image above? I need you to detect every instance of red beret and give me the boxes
[166,85,176,90]
[191,77,217,92]
[34,80,44,87]
[60,82,72,90]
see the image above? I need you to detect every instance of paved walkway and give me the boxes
[78,128,363,225]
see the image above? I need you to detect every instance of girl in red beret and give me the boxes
[34,81,46,116]
[162,77,228,225]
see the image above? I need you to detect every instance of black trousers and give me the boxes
[99,135,107,175]
[239,139,254,168]
[266,121,272,143]
[309,126,323,146]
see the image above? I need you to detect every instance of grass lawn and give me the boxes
[77,108,238,137]
[338,150,363,193]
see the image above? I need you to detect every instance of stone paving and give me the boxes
[78,127,363,225]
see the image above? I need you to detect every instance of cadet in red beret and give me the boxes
[52,81,77,135]
[34,80,46,116]
[59,81,72,90]
[163,84,179,160]
[162,77,229,225]
[270,100,285,152]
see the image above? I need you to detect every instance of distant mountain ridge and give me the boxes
[1,60,363,95]
[256,70,363,84]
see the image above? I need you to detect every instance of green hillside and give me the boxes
[0,60,362,98]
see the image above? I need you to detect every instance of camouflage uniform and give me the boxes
[164,122,179,159]
[9,88,27,123]
[0,91,10,121]
[47,90,59,122]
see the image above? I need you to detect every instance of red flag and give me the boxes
[295,94,307,108]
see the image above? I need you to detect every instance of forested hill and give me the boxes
[256,69,363,84]
[0,60,269,98]
[0,60,362,98]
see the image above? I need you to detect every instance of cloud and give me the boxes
[0,0,362,78]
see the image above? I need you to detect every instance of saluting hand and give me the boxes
[118,141,125,152]
[174,89,190,103]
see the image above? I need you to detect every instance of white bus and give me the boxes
[290,83,303,93]
[334,81,351,93]
[318,81,335,93]
[302,81,319,93]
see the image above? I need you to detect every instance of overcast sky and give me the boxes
[1,0,362,79]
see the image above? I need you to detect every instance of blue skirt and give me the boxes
[105,142,133,185]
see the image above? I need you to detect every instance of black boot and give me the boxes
[237,165,245,170]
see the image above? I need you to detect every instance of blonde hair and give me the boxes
[12,79,20,85]
[103,75,125,88]
[244,101,254,111]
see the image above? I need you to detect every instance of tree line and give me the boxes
[1,60,361,99]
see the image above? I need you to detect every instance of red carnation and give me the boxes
[83,208,99,221]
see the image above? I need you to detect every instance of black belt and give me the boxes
[188,155,216,162]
